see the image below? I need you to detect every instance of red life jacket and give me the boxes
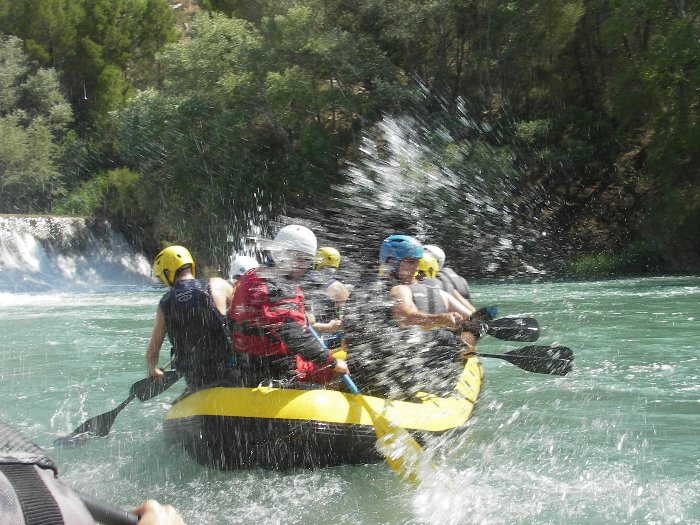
[230,268,306,356]
[230,268,334,382]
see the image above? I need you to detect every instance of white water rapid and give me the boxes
[0,215,152,292]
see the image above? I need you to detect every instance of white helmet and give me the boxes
[423,245,446,270]
[230,254,259,280]
[272,224,317,257]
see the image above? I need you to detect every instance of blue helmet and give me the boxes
[379,235,423,273]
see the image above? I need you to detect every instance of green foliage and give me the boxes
[54,167,153,249]
[515,120,553,146]
[109,9,405,263]
[638,185,700,269]
[54,172,111,217]
[463,142,519,184]
[568,241,664,277]
[0,35,73,212]
[0,0,698,272]
[0,0,177,124]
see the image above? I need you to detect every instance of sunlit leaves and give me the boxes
[160,12,260,92]
[0,0,177,124]
[0,35,72,212]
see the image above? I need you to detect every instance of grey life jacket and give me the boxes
[0,420,93,525]
[410,279,447,314]
[437,267,471,299]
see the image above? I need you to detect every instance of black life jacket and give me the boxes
[0,420,93,525]
[409,279,447,314]
[437,267,471,299]
[160,278,233,388]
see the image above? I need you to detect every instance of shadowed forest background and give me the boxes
[1,0,698,276]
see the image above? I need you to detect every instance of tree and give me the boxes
[0,35,73,212]
[0,0,177,125]
[109,9,406,264]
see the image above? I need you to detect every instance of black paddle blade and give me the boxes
[131,371,182,401]
[54,395,135,447]
[507,345,572,375]
[479,345,573,376]
[509,345,573,361]
[54,371,181,448]
[483,317,540,342]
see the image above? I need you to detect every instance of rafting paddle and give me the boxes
[54,368,182,447]
[341,374,435,485]
[478,345,573,376]
[462,316,540,342]
[77,491,138,525]
[309,325,435,484]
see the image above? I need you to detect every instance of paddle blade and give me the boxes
[341,374,435,485]
[479,345,573,376]
[484,317,540,342]
[54,395,135,447]
[369,406,435,485]
[131,371,182,401]
[509,345,573,362]
[54,371,180,448]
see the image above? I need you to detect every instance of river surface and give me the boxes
[0,276,698,524]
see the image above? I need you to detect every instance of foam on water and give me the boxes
[0,215,152,292]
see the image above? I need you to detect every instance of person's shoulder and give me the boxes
[389,283,411,297]
[443,266,466,278]
[301,269,327,285]
[209,276,234,295]
[159,288,173,304]
[237,267,265,283]
[327,279,348,292]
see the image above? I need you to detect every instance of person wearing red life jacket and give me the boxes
[229,224,350,385]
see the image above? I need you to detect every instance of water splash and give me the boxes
[325,109,557,276]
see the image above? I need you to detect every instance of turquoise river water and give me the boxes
[0,276,698,524]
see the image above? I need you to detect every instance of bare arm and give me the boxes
[209,277,235,315]
[146,306,167,378]
[311,318,343,333]
[390,284,463,329]
[441,289,473,316]
[452,290,476,315]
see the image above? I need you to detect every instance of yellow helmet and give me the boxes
[313,247,340,270]
[153,245,195,286]
[416,253,439,279]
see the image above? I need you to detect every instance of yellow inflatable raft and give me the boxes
[164,356,482,470]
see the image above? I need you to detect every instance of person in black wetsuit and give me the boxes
[146,245,235,391]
